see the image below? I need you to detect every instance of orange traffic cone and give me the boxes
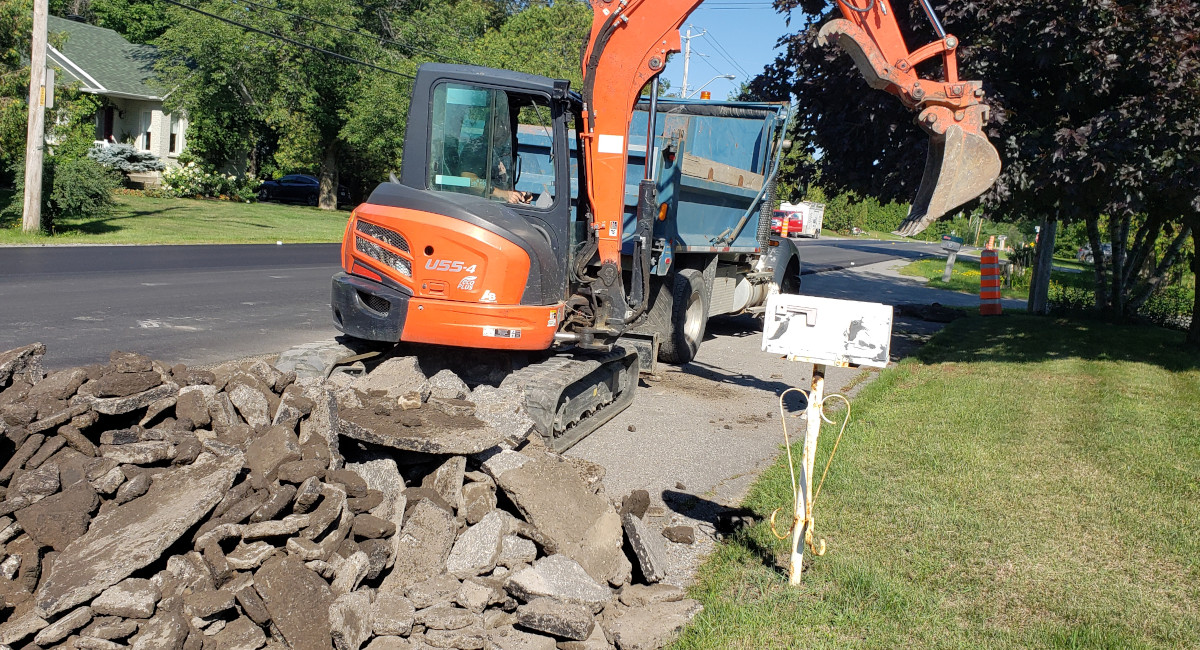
[980,250,1002,315]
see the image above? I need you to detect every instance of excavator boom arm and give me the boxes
[575,0,1001,329]
[579,0,703,294]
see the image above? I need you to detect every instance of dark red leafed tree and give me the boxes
[750,0,1199,338]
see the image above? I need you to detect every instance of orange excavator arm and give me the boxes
[578,0,704,333]
[819,0,1001,235]
[577,0,1000,279]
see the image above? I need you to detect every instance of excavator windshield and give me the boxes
[428,83,517,202]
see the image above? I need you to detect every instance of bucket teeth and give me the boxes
[895,123,1002,237]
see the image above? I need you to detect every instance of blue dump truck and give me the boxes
[512,98,800,364]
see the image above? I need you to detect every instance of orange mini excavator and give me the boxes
[330,0,1000,450]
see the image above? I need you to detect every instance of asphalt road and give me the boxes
[0,244,342,369]
[795,235,939,274]
[0,237,941,369]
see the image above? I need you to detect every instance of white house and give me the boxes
[45,15,187,171]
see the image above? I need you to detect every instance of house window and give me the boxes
[140,111,152,151]
[169,114,182,154]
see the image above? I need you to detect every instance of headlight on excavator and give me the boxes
[354,220,412,278]
[356,220,410,253]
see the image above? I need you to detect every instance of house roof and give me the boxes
[46,15,162,101]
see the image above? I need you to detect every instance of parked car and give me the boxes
[770,210,803,237]
[257,174,351,206]
[1076,242,1112,263]
[771,202,824,238]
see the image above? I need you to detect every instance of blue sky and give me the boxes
[660,2,803,98]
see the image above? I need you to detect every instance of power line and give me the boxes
[157,0,415,78]
[229,0,472,65]
[696,50,736,80]
[702,30,751,78]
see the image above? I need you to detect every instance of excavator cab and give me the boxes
[333,65,583,351]
[334,65,642,450]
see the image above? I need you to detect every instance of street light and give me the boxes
[685,74,736,99]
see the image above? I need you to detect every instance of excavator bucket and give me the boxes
[818,16,1002,236]
[896,122,1001,236]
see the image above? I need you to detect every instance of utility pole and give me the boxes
[680,26,704,99]
[22,0,49,233]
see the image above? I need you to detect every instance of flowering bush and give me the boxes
[162,162,257,202]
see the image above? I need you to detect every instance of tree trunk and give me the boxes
[1122,215,1162,293]
[1027,216,1057,315]
[1188,219,1200,349]
[247,145,259,181]
[318,140,340,211]
[1109,214,1130,318]
[1085,215,1108,314]
[1127,223,1191,313]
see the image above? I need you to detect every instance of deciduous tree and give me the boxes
[750,0,1199,329]
[156,0,592,208]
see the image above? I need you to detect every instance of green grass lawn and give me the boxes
[901,257,1031,299]
[676,315,1200,649]
[900,258,1095,302]
[1050,257,1093,272]
[0,194,349,245]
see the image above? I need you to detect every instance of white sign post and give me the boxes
[762,294,893,584]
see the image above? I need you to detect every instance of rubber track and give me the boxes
[501,345,639,452]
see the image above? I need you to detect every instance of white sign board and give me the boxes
[762,294,893,368]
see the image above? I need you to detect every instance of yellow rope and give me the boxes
[768,388,852,556]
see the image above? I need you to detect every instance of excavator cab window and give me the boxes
[428,82,556,208]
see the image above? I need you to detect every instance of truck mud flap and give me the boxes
[501,345,639,452]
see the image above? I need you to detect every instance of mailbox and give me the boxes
[762,294,893,368]
[941,234,964,252]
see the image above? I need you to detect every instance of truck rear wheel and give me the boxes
[779,259,801,294]
[659,268,709,364]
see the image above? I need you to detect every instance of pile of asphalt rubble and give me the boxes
[0,342,701,650]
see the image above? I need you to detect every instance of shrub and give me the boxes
[1047,278,1193,331]
[88,143,166,173]
[1140,285,1194,330]
[1,157,120,231]
[1048,280,1095,313]
[48,158,121,224]
[161,162,257,202]
[1008,266,1032,291]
